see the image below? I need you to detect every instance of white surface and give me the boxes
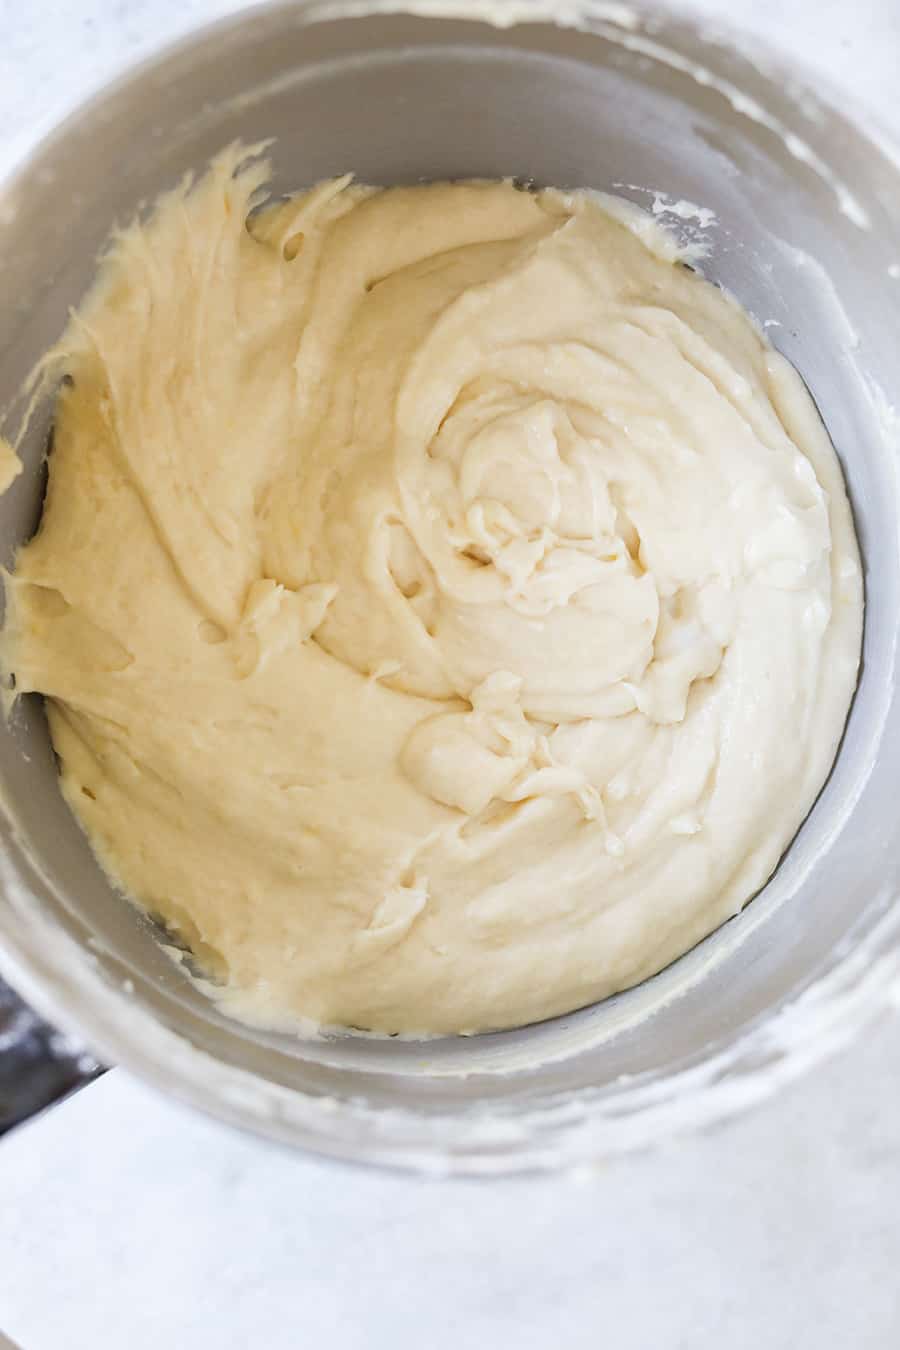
[3,1029,900,1349]
[1,1,900,1347]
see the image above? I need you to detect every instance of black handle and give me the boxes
[0,976,103,1134]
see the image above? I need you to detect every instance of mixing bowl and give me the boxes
[1,0,899,1175]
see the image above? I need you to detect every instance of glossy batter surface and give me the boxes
[2,147,862,1034]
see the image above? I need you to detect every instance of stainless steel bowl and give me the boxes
[1,0,899,1174]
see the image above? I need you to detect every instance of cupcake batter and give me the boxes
[2,146,862,1035]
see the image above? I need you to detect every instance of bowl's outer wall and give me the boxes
[0,3,898,1156]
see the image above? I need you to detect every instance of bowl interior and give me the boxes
[0,3,898,1165]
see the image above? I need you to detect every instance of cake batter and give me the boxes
[1,146,862,1034]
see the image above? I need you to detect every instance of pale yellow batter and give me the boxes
[1,146,862,1035]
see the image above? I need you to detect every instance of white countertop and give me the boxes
[3,1025,900,1350]
[2,2,900,1347]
